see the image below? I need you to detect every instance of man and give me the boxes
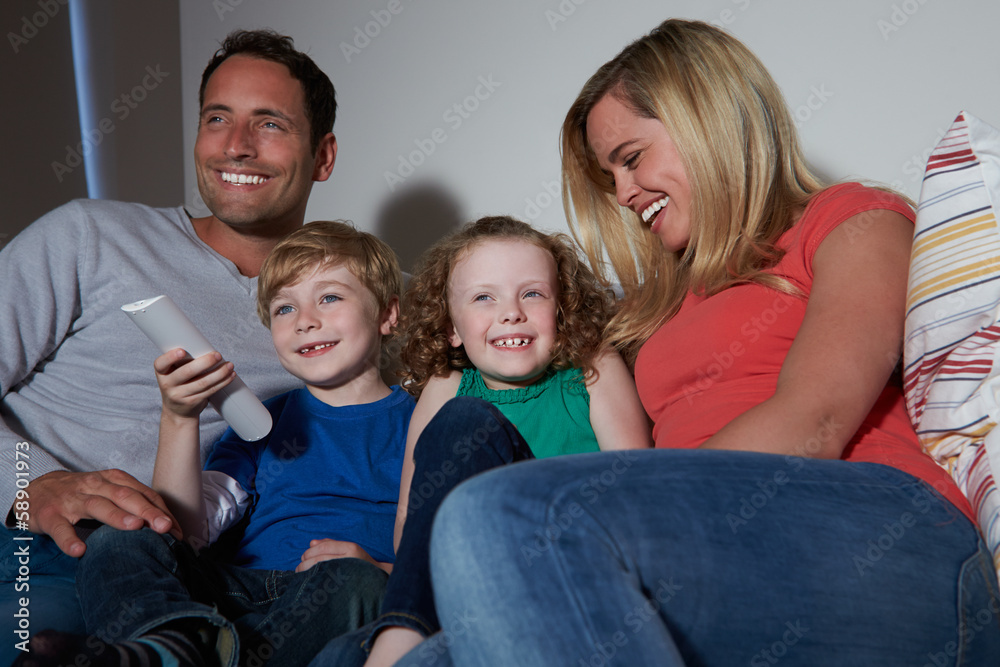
[0,29,337,655]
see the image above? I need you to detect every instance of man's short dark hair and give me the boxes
[199,29,336,153]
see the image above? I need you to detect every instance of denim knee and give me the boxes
[76,527,184,612]
[438,396,501,423]
[417,397,529,467]
[80,526,175,567]
[432,467,511,546]
[87,524,173,551]
[420,397,504,453]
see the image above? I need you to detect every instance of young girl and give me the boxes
[359,215,651,666]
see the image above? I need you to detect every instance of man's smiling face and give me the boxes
[194,55,327,233]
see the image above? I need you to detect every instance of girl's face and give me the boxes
[446,238,559,390]
[586,93,693,253]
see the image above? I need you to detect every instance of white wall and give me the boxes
[179,0,1000,271]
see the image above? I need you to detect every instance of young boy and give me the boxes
[21,222,414,667]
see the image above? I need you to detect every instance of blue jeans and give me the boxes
[76,525,387,667]
[418,449,1000,667]
[310,397,534,666]
[0,529,84,665]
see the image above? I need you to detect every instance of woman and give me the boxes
[417,19,1000,667]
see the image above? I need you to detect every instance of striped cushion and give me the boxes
[904,111,1000,580]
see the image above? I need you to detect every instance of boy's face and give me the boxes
[268,262,396,404]
[446,239,558,390]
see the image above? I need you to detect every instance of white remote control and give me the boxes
[121,295,273,442]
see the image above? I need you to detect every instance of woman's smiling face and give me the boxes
[586,93,693,253]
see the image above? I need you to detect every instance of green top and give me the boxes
[456,367,599,459]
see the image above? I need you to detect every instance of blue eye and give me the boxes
[274,304,293,316]
[473,294,492,302]
[524,290,542,298]
[321,294,341,304]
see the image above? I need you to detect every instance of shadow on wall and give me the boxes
[375,183,465,275]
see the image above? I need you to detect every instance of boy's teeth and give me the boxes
[641,196,669,223]
[221,172,268,185]
[301,343,333,353]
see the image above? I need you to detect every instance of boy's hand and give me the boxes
[296,538,390,573]
[154,349,235,419]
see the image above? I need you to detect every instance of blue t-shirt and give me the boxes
[205,386,414,571]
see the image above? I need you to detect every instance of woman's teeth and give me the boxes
[641,197,669,223]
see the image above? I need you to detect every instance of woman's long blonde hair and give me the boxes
[562,19,823,361]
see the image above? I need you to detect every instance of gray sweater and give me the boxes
[0,199,301,518]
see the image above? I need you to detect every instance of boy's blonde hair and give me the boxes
[398,216,616,397]
[256,220,403,328]
[561,19,824,361]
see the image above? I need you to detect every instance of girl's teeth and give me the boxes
[493,338,530,348]
[642,196,669,223]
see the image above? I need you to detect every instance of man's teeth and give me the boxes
[641,197,669,223]
[221,172,268,185]
[300,343,334,353]
[492,338,531,348]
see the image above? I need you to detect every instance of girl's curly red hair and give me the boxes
[399,216,617,397]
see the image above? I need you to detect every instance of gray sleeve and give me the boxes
[0,202,90,518]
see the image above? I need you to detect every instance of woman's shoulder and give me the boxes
[784,182,914,260]
[800,183,913,230]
